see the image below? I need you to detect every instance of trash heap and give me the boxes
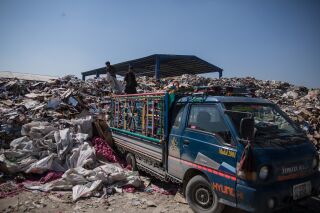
[0,75,111,146]
[136,74,320,149]
[0,116,141,201]
[0,73,319,201]
[1,74,320,149]
[0,76,144,200]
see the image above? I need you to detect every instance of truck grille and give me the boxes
[276,161,312,181]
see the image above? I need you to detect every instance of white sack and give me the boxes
[55,128,73,160]
[21,122,57,139]
[71,116,93,138]
[24,178,73,192]
[72,180,102,201]
[25,154,55,174]
[66,142,95,169]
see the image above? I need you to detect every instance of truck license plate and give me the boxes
[293,181,311,200]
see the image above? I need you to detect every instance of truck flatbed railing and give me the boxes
[110,92,170,143]
[110,127,161,143]
[112,91,166,98]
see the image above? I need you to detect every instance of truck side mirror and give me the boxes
[240,118,255,140]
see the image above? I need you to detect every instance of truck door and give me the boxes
[167,104,187,179]
[180,104,237,205]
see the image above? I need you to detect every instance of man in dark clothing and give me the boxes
[124,65,138,94]
[105,61,116,78]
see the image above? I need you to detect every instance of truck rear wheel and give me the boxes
[126,153,137,171]
[185,175,224,213]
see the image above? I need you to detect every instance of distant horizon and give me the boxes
[1,0,319,88]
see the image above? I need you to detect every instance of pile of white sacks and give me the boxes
[0,116,141,201]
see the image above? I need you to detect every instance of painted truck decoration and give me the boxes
[109,91,320,213]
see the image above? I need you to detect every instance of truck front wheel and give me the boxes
[185,175,224,213]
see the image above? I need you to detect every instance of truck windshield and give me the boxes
[223,103,304,142]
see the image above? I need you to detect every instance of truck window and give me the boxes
[224,103,303,144]
[173,105,185,128]
[187,105,233,144]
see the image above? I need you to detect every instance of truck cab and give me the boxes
[168,95,320,212]
[110,92,320,213]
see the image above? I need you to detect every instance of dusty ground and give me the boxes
[0,181,319,213]
[1,190,320,213]
[0,188,193,213]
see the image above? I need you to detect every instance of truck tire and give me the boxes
[126,153,137,171]
[185,175,224,213]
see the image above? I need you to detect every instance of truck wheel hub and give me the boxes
[195,187,211,206]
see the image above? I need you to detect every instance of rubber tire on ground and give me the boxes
[126,153,137,171]
[185,175,224,213]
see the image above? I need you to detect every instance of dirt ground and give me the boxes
[0,179,319,213]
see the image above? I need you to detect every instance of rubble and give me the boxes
[136,75,320,149]
[0,100,141,202]
[0,73,319,207]
[1,74,319,149]
[0,76,111,146]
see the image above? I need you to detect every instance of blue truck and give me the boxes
[109,89,320,213]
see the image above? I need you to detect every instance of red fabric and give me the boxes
[92,137,122,164]
[39,172,64,184]
[122,185,136,193]
[125,164,132,171]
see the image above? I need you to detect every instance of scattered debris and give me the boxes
[136,75,320,149]
[0,76,111,147]
[174,192,188,204]
[0,181,23,198]
[1,75,319,149]
[0,73,319,212]
[145,183,178,195]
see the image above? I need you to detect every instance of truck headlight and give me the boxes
[259,166,269,180]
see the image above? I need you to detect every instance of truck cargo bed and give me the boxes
[112,132,163,162]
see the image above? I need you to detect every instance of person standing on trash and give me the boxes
[105,61,122,94]
[124,65,138,94]
[106,61,116,78]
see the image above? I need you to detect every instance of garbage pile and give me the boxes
[136,74,320,149]
[1,74,319,149]
[1,74,320,147]
[0,76,111,146]
[0,75,143,200]
[0,73,319,202]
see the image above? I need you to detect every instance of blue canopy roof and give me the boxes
[82,54,223,80]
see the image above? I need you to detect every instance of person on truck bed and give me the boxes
[105,61,122,94]
[124,65,138,94]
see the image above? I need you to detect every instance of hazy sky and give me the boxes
[0,0,319,88]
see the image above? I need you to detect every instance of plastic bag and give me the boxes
[72,180,102,201]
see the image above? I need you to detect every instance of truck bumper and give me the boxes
[236,172,320,213]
